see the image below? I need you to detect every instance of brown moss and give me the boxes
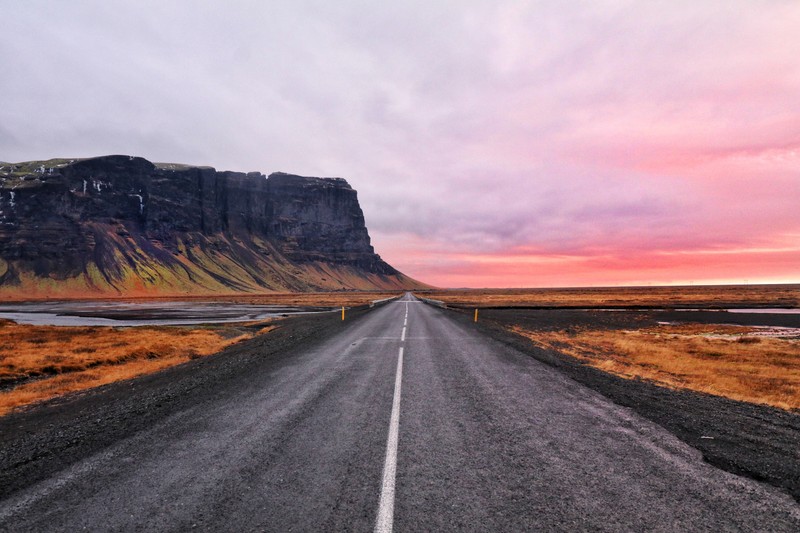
[512,324,800,410]
[422,285,800,309]
[0,321,278,416]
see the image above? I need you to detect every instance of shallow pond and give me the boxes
[0,301,332,326]
[726,308,800,314]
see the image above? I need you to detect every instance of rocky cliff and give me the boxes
[0,155,424,298]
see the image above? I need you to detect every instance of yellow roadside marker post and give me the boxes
[342,306,346,321]
[474,308,478,322]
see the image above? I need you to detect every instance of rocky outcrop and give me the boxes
[0,155,424,298]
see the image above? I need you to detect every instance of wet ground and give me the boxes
[653,309,800,329]
[465,307,800,501]
[479,308,800,332]
[2,299,798,530]
[0,301,332,326]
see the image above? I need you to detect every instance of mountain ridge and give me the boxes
[0,155,426,298]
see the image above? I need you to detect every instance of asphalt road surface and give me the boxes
[1,294,799,531]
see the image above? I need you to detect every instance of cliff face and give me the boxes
[0,155,423,298]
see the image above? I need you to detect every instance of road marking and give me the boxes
[375,346,404,533]
[401,327,406,341]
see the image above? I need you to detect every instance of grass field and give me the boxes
[194,291,403,307]
[0,291,401,415]
[420,284,800,309]
[2,286,798,415]
[512,323,800,410]
[0,320,272,416]
[0,291,404,307]
[428,285,800,410]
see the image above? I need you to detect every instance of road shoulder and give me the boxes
[435,305,800,502]
[0,307,374,500]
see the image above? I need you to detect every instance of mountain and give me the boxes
[0,155,426,298]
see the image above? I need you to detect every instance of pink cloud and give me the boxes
[392,245,800,289]
[2,2,799,287]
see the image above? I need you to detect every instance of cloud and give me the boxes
[1,1,798,286]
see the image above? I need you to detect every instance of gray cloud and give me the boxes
[2,1,799,285]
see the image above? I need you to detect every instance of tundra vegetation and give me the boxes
[513,324,800,410]
[0,320,270,415]
[425,285,800,411]
[0,291,401,415]
[419,284,800,309]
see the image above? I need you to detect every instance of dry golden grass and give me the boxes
[0,290,404,307]
[421,284,800,309]
[0,291,400,416]
[0,320,273,416]
[205,291,403,307]
[512,324,800,410]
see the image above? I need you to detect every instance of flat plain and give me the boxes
[1,295,799,530]
[421,284,800,411]
[418,283,800,309]
[0,291,402,415]
[2,285,798,416]
[0,320,271,416]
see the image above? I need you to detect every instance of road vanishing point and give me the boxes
[1,294,798,531]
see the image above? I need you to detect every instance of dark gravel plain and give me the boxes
[0,297,798,531]
[456,306,800,502]
[0,306,374,500]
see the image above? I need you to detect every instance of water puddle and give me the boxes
[0,301,332,326]
[740,326,800,338]
[697,327,800,340]
[726,308,800,314]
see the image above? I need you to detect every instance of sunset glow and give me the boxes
[378,234,800,288]
[2,2,799,288]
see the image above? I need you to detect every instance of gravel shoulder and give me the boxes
[448,306,800,502]
[0,307,374,500]
[3,298,798,512]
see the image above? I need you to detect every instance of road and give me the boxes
[1,294,798,531]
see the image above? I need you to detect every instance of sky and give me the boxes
[1,1,799,288]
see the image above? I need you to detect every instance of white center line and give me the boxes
[400,327,406,341]
[375,346,404,533]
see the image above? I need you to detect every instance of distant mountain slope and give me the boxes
[0,155,427,298]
